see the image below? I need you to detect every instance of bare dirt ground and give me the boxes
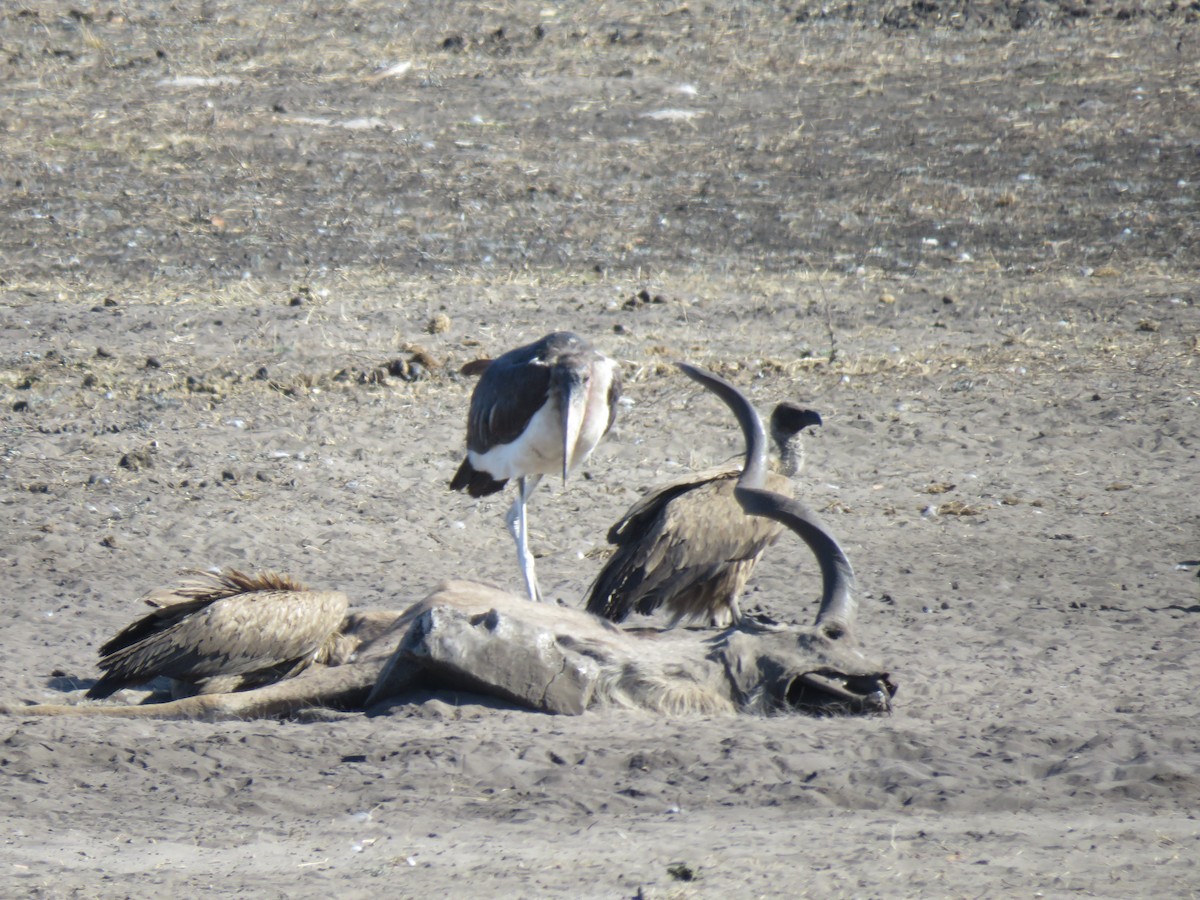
[1,1,1198,896]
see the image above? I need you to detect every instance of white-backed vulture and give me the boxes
[86,569,349,699]
[585,399,821,627]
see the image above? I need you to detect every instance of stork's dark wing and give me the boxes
[466,348,553,452]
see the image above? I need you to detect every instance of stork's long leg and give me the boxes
[505,474,544,602]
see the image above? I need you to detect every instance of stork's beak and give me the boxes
[558,374,586,483]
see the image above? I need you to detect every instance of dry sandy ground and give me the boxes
[1,1,1198,897]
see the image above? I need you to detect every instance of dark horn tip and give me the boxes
[674,360,708,382]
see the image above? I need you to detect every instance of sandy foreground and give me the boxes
[1,1,1198,897]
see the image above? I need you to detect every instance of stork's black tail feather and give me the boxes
[450,459,507,498]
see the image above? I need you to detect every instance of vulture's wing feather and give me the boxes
[89,576,348,699]
[588,471,790,624]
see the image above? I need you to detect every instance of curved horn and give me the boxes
[733,487,857,639]
[674,362,767,490]
[675,361,857,638]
